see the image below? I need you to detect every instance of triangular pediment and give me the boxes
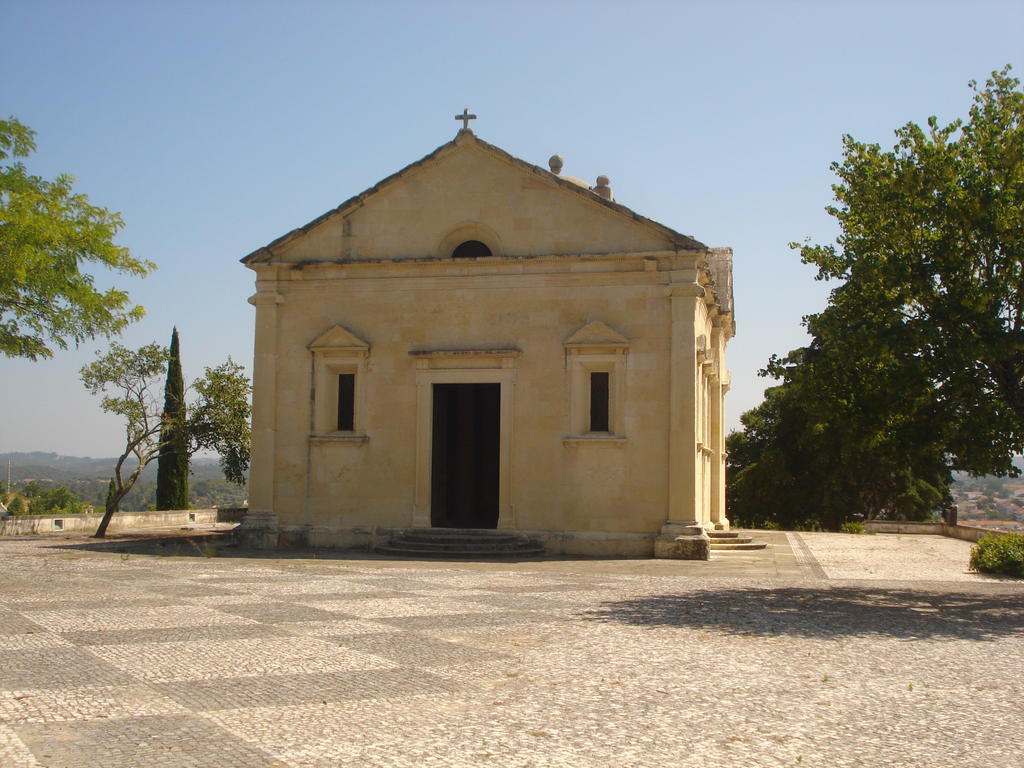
[243,132,705,265]
[564,321,629,348]
[308,324,369,351]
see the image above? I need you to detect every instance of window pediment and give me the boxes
[308,324,370,354]
[564,321,629,352]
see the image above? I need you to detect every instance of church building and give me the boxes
[239,115,735,558]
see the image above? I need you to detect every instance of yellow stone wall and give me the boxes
[242,133,733,554]
[273,139,670,263]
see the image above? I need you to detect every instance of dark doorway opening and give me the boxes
[431,383,500,529]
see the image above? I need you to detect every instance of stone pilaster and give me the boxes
[709,327,729,530]
[239,282,283,546]
[656,276,709,560]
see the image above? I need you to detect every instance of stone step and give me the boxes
[709,541,768,551]
[375,544,546,559]
[377,527,544,559]
[379,539,538,552]
[405,527,520,535]
[708,530,764,548]
[399,530,526,545]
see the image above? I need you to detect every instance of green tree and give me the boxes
[155,327,188,509]
[104,478,118,517]
[81,342,169,537]
[793,66,1024,477]
[28,486,83,515]
[727,346,951,530]
[7,496,26,515]
[0,117,155,360]
[189,358,252,486]
[82,342,251,537]
[729,68,1020,528]
[21,481,41,498]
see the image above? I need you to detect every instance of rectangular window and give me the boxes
[589,371,610,432]
[337,373,355,431]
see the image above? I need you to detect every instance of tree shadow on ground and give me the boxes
[581,585,1024,642]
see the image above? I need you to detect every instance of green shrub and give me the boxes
[28,486,83,516]
[969,533,1024,578]
[793,521,824,532]
[840,521,866,534]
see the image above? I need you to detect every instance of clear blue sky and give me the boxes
[2,0,1021,458]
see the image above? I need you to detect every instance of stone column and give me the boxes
[708,328,729,530]
[240,280,283,546]
[655,277,709,559]
[412,365,432,529]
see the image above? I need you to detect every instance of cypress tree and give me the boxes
[155,327,189,509]
[104,478,118,514]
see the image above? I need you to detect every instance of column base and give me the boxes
[653,521,710,560]
[234,511,281,549]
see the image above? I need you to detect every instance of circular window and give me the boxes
[451,240,492,259]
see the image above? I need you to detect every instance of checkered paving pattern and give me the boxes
[1,534,1022,767]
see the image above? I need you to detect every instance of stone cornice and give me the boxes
[264,249,689,271]
[247,291,284,307]
[273,271,672,293]
[667,283,706,298]
[409,347,522,358]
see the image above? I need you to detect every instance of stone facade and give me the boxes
[239,129,734,557]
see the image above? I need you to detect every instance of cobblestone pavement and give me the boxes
[1,530,1022,768]
[796,531,1006,582]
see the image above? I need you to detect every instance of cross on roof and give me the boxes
[455,108,477,131]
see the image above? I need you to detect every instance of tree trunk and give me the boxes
[93,502,117,538]
[93,478,120,538]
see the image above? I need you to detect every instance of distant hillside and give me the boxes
[1,452,245,511]
[1,452,227,482]
[1,452,121,483]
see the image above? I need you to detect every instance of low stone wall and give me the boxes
[942,524,1015,543]
[865,519,1014,542]
[865,520,945,535]
[0,508,246,536]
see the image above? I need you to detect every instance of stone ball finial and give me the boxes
[596,174,610,187]
[593,175,612,200]
[548,154,564,174]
